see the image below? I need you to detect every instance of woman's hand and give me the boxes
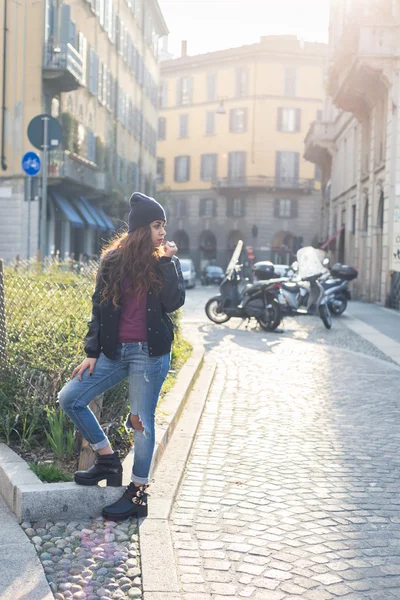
[163,241,178,258]
[71,358,97,381]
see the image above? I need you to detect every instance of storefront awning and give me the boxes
[79,197,107,231]
[73,198,98,229]
[321,226,345,250]
[97,207,115,232]
[52,193,84,228]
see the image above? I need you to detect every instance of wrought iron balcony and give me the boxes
[213,176,316,192]
[304,121,336,166]
[48,151,111,193]
[43,42,83,93]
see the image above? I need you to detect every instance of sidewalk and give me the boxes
[0,495,53,600]
[344,301,400,364]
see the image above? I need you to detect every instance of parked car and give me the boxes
[180,258,196,289]
[201,265,225,286]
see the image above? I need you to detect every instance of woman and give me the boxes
[58,192,185,521]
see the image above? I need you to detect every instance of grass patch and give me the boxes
[29,462,73,483]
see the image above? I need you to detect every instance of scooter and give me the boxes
[205,241,282,331]
[321,263,358,316]
[273,247,332,329]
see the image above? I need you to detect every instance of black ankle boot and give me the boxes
[74,451,122,487]
[102,482,149,521]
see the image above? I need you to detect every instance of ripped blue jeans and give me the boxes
[58,343,170,485]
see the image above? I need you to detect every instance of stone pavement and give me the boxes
[347,302,400,345]
[170,318,400,600]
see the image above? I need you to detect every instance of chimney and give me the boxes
[181,40,187,58]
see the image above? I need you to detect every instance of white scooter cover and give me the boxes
[296,247,328,281]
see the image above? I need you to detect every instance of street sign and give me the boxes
[21,151,41,176]
[27,114,62,151]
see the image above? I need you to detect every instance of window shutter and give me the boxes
[227,199,233,217]
[277,107,283,132]
[212,199,217,217]
[293,152,300,184]
[229,109,235,132]
[296,109,301,132]
[69,20,77,48]
[60,4,71,45]
[243,108,248,132]
[78,34,87,85]
[186,156,190,181]
[274,199,280,218]
[176,78,182,106]
[200,154,205,180]
[228,153,233,180]
[275,152,282,185]
[239,152,246,178]
[174,157,178,181]
[212,154,217,180]
[187,77,193,104]
[291,199,298,218]
[199,198,205,217]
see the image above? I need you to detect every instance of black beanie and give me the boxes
[127,192,166,232]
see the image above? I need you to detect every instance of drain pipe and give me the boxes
[1,0,8,171]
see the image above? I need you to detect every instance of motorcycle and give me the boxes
[321,262,358,316]
[271,247,332,329]
[205,241,282,331]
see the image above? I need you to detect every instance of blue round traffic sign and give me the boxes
[22,152,41,176]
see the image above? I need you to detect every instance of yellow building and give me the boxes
[0,0,167,261]
[157,36,327,270]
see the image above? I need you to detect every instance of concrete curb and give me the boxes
[139,360,217,600]
[0,344,205,523]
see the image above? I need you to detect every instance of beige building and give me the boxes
[305,0,400,306]
[157,36,327,271]
[0,0,167,261]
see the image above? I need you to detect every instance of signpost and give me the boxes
[21,151,41,261]
[27,114,62,261]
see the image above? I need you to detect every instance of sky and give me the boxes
[158,0,331,58]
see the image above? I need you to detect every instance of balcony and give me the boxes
[43,43,83,93]
[213,176,316,193]
[328,23,396,118]
[304,121,335,166]
[48,151,111,194]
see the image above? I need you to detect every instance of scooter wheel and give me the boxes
[205,297,231,324]
[319,304,332,329]
[257,299,281,331]
[329,297,347,316]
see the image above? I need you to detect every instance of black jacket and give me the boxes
[84,256,185,359]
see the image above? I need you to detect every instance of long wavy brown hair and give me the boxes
[99,226,164,308]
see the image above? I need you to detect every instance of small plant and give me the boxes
[29,462,73,483]
[45,407,76,460]
[13,408,41,451]
[0,409,18,445]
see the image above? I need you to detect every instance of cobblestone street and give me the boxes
[171,289,400,599]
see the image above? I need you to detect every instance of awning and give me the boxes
[52,193,84,228]
[79,197,107,231]
[321,226,344,250]
[73,198,98,229]
[97,207,115,231]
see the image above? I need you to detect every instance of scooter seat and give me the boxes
[324,278,341,289]
[281,281,300,293]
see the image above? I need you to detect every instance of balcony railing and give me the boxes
[48,151,110,193]
[213,176,316,192]
[43,42,83,92]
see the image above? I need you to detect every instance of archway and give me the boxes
[271,231,296,265]
[199,230,217,270]
[173,230,190,257]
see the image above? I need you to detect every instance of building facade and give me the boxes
[157,36,327,272]
[0,0,167,262]
[305,0,400,305]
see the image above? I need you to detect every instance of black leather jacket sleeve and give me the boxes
[84,267,103,359]
[159,256,186,313]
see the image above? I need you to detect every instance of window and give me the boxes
[228,151,246,181]
[174,156,190,182]
[156,158,165,183]
[177,76,193,105]
[351,204,356,233]
[201,153,217,181]
[227,198,245,217]
[200,198,217,217]
[159,80,168,108]
[277,107,301,132]
[207,72,217,101]
[284,67,297,97]
[179,114,189,138]
[230,108,248,133]
[158,117,166,140]
[274,198,298,218]
[175,198,187,218]
[205,111,216,135]
[236,67,248,97]
[275,151,300,188]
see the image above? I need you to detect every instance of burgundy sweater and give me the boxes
[117,277,147,343]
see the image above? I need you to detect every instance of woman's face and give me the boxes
[150,220,166,248]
